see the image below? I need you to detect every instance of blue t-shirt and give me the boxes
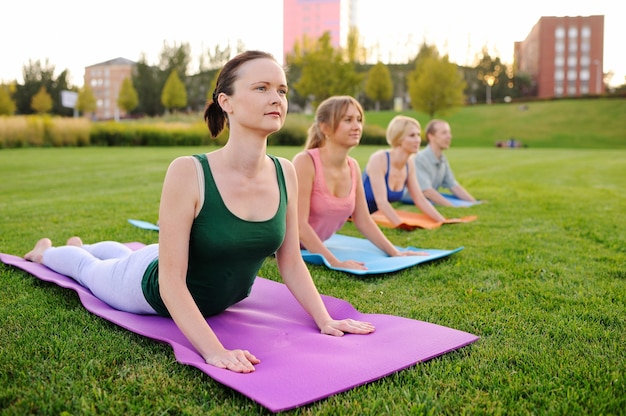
[363,151,408,213]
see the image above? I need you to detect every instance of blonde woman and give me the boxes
[292,96,425,271]
[362,115,446,226]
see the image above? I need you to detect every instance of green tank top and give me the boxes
[141,153,287,317]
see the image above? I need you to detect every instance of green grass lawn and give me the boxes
[285,98,626,149]
[1,146,625,415]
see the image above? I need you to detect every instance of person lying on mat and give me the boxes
[405,119,477,207]
[363,115,448,227]
[292,96,428,271]
[24,51,374,374]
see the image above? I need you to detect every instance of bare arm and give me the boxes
[364,151,403,226]
[292,152,357,268]
[158,157,259,373]
[351,160,405,256]
[450,184,477,202]
[276,158,375,335]
[422,188,453,207]
[406,162,447,220]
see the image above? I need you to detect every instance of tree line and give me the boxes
[1,28,618,119]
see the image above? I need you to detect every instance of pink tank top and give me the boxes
[306,148,357,241]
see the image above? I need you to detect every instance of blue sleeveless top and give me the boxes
[363,151,408,213]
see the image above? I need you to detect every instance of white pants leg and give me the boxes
[42,242,159,314]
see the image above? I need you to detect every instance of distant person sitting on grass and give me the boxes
[404,119,478,207]
[362,115,447,226]
[24,50,375,374]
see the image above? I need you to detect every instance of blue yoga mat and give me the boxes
[301,234,463,275]
[400,191,481,207]
[128,219,160,231]
[130,221,463,275]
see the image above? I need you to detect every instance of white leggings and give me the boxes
[42,242,159,314]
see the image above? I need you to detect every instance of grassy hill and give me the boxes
[288,98,626,149]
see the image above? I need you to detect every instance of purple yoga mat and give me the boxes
[1,244,479,413]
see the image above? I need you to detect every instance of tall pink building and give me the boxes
[283,0,355,62]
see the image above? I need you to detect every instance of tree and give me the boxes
[475,47,507,103]
[133,55,165,116]
[159,41,191,77]
[161,70,187,112]
[407,55,466,118]
[294,32,363,108]
[14,59,55,115]
[364,62,393,111]
[203,44,232,70]
[76,84,97,116]
[0,84,16,115]
[345,26,367,64]
[206,68,222,102]
[117,77,139,115]
[31,86,53,114]
[50,69,74,117]
[284,34,318,111]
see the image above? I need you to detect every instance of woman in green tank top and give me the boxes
[25,51,375,374]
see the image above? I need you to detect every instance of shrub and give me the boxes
[46,117,91,146]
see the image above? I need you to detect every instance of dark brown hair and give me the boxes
[203,50,277,138]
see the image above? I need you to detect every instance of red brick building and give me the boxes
[83,57,135,120]
[514,15,604,98]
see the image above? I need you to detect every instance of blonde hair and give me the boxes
[386,115,421,147]
[305,96,364,149]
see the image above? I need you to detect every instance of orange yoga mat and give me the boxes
[370,210,477,230]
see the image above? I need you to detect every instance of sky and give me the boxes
[1,0,623,88]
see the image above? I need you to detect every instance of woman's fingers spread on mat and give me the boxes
[321,319,375,336]
[336,260,367,270]
[399,250,429,257]
[207,349,260,373]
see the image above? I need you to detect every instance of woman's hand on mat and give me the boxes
[394,249,429,257]
[206,348,261,373]
[331,259,367,270]
[321,318,376,336]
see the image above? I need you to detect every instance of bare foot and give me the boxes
[24,238,52,263]
[66,236,83,247]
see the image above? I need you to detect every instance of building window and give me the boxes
[568,41,578,53]
[580,55,590,66]
[555,40,565,53]
[567,69,577,81]
[555,26,565,39]
[555,55,565,67]
[581,26,591,38]
[568,27,578,39]
[580,69,590,81]
[554,69,565,81]
[580,82,589,94]
[554,82,564,97]
[581,39,590,52]
[567,56,577,68]
[567,83,577,95]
